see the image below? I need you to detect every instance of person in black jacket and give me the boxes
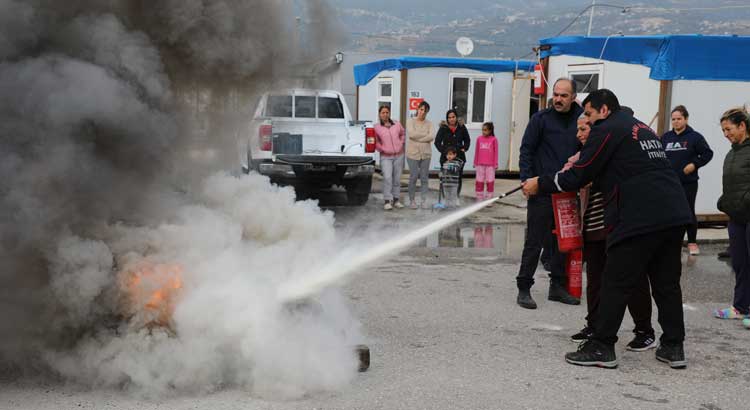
[662,105,714,255]
[515,78,582,309]
[523,89,692,370]
[435,109,471,195]
[714,107,750,328]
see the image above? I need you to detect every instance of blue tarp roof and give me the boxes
[540,35,750,82]
[354,56,536,86]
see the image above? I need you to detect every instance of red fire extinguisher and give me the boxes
[533,63,545,95]
[552,191,584,299]
[551,191,583,252]
[365,127,376,153]
[566,249,583,298]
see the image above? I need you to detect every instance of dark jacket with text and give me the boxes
[661,126,714,184]
[539,110,692,248]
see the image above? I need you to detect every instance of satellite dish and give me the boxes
[456,37,474,57]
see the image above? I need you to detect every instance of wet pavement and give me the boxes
[326,181,736,306]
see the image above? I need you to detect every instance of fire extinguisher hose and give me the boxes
[498,185,523,198]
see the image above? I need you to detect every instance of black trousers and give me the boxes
[584,239,653,335]
[728,221,750,314]
[682,182,698,243]
[516,196,566,290]
[540,246,551,266]
[593,226,686,346]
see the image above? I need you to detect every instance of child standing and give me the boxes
[440,147,464,208]
[473,122,498,200]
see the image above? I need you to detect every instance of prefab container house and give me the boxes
[354,56,535,173]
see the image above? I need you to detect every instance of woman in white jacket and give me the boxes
[405,101,435,209]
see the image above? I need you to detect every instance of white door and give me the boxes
[447,73,493,171]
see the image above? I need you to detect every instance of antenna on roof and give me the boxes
[456,37,474,57]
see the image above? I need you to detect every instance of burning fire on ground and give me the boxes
[118,261,184,329]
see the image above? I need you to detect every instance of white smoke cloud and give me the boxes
[46,174,360,396]
[0,0,358,399]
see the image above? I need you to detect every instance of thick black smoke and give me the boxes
[0,0,350,392]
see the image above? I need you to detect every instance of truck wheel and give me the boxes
[347,191,369,206]
[346,177,372,206]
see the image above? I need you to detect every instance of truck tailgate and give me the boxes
[270,120,349,154]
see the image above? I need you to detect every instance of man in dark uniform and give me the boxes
[516,78,582,309]
[523,89,692,369]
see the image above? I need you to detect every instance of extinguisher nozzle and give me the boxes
[498,185,523,199]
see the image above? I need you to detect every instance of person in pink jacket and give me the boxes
[473,122,498,200]
[374,105,406,210]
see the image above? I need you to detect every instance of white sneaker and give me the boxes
[688,243,700,255]
[393,200,405,209]
[409,201,418,209]
[384,202,393,210]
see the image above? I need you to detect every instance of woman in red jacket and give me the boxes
[374,105,406,210]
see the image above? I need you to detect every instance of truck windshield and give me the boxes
[318,97,344,119]
[266,95,292,117]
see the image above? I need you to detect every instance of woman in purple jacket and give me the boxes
[662,105,714,255]
[374,105,406,210]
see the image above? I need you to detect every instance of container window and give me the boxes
[471,80,487,123]
[571,73,599,94]
[379,82,392,98]
[451,77,469,123]
[450,75,491,125]
[377,78,394,113]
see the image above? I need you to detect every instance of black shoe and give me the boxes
[655,344,687,369]
[548,286,581,305]
[626,332,658,352]
[718,248,731,260]
[570,326,594,343]
[517,290,537,309]
[565,340,618,369]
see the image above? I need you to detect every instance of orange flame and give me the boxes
[120,262,183,328]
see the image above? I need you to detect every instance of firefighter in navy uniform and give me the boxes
[523,89,692,369]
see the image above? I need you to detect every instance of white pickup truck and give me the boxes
[241,89,376,205]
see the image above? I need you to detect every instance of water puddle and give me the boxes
[416,223,525,256]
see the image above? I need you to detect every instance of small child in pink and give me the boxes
[473,122,498,200]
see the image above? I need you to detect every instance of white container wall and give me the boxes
[546,55,661,126]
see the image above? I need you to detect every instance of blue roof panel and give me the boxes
[354,56,535,86]
[540,35,750,82]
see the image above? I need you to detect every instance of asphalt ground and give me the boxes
[2,182,746,410]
